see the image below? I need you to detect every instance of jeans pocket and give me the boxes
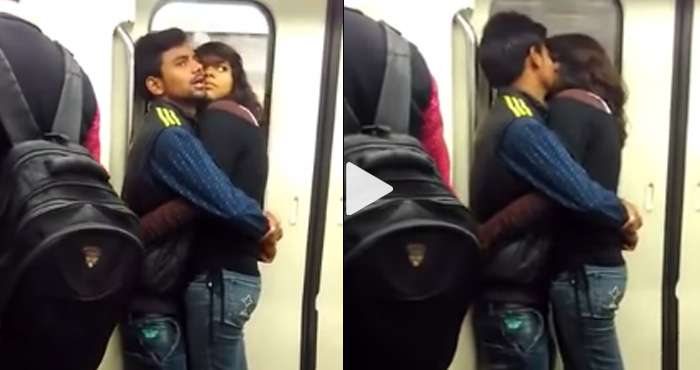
[551,274,577,308]
[219,274,261,329]
[126,316,183,364]
[585,265,627,319]
[495,307,545,354]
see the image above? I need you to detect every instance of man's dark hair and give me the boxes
[478,12,547,88]
[134,28,188,101]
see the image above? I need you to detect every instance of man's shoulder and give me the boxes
[145,103,189,129]
[478,95,543,145]
[490,93,540,124]
[146,105,195,150]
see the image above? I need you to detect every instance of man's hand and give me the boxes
[621,230,639,251]
[259,240,277,263]
[621,200,642,251]
[259,211,283,263]
[622,200,643,231]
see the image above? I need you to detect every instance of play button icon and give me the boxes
[345,162,393,216]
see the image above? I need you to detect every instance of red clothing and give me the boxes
[420,77,451,186]
[84,106,100,161]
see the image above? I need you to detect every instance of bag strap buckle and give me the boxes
[43,132,70,145]
[360,124,391,137]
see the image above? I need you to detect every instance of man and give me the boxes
[121,28,278,370]
[0,1,103,368]
[470,12,641,370]
[344,6,451,185]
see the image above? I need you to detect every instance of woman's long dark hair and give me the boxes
[547,34,628,146]
[196,41,263,122]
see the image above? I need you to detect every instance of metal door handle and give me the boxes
[644,183,654,212]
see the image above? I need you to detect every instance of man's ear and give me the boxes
[145,76,165,97]
[528,45,544,69]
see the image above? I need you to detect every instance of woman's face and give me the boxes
[200,55,234,101]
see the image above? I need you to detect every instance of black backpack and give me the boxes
[0,43,142,369]
[343,22,481,370]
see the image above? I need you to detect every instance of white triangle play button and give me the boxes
[345,162,393,216]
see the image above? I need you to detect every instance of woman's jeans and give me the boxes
[550,264,627,370]
[185,269,262,370]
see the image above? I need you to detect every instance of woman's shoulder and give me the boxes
[197,102,262,148]
[550,89,612,115]
[204,99,259,127]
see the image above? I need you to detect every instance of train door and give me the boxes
[103,0,342,369]
[449,6,479,370]
[463,1,677,369]
[314,33,343,370]
[676,0,699,369]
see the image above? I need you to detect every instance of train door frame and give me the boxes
[299,0,342,369]
[665,0,695,369]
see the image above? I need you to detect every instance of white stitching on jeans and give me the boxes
[240,294,254,317]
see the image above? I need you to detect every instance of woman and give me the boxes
[546,34,632,370]
[479,34,634,370]
[180,41,269,370]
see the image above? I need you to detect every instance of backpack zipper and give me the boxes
[344,142,427,157]
[10,147,91,173]
[17,181,118,209]
[16,199,132,233]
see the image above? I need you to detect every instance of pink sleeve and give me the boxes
[420,77,451,187]
[84,106,101,162]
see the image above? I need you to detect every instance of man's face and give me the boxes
[534,44,559,91]
[147,43,206,101]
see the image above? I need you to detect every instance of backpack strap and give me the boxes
[555,89,612,114]
[51,43,83,143]
[0,46,41,144]
[374,21,411,134]
[344,97,362,135]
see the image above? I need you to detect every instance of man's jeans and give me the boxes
[474,301,552,370]
[550,264,627,370]
[185,269,261,370]
[121,313,187,370]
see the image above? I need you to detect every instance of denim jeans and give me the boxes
[121,313,188,370]
[550,264,627,370]
[473,301,552,370]
[185,269,261,370]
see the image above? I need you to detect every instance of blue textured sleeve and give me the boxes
[149,127,268,240]
[499,118,626,228]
